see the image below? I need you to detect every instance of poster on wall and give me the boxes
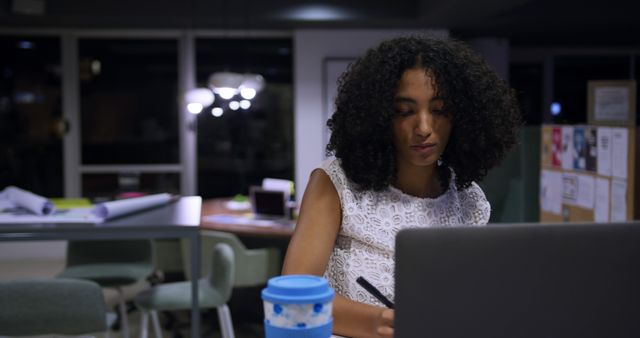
[585,127,597,172]
[588,80,636,126]
[572,127,587,171]
[594,86,630,122]
[561,126,574,170]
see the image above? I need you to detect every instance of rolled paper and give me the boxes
[92,193,172,220]
[3,186,55,215]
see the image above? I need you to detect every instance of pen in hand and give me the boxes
[356,276,395,309]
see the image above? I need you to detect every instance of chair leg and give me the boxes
[140,311,149,338]
[216,304,235,338]
[116,287,130,338]
[150,310,163,338]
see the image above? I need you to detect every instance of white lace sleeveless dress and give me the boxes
[319,157,491,307]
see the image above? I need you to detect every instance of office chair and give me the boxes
[181,230,280,288]
[135,242,236,338]
[58,239,155,338]
[0,278,113,337]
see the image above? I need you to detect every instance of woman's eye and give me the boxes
[395,110,413,117]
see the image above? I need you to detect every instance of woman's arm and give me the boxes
[282,169,394,338]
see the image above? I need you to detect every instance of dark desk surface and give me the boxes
[200,198,295,237]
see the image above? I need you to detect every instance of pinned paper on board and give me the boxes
[585,127,597,172]
[611,128,628,179]
[596,127,612,176]
[561,126,573,170]
[594,177,610,222]
[562,173,578,206]
[540,170,562,215]
[594,86,630,122]
[576,174,595,210]
[572,127,587,171]
[611,178,627,221]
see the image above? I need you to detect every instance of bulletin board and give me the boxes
[539,80,638,222]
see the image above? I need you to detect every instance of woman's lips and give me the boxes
[410,143,436,154]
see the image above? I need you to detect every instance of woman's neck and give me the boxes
[393,163,443,198]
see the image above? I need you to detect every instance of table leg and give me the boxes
[190,231,201,338]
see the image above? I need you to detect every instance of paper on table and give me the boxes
[594,177,610,222]
[0,186,55,215]
[597,127,612,176]
[611,178,627,221]
[0,207,103,224]
[611,128,628,179]
[92,193,173,220]
[202,214,288,227]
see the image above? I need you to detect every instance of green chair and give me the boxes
[181,230,280,288]
[0,278,113,337]
[58,239,155,338]
[135,243,236,338]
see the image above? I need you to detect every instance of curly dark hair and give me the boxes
[326,35,522,192]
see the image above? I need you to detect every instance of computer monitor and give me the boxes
[395,222,640,338]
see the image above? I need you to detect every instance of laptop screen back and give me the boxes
[395,223,640,338]
[250,186,288,219]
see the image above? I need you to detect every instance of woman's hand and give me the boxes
[375,308,395,338]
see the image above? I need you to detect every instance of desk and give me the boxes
[200,198,295,237]
[0,196,204,338]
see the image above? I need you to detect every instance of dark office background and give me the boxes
[1,0,639,202]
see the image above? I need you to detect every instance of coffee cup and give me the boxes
[261,275,335,338]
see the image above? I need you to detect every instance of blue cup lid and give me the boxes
[262,275,335,304]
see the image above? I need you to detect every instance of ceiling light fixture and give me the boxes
[208,72,244,99]
[184,87,215,114]
[184,71,265,115]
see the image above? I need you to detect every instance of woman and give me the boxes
[282,36,521,338]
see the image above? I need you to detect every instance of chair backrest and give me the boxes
[181,230,280,287]
[0,278,108,336]
[66,239,154,266]
[208,243,235,303]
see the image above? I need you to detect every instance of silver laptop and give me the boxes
[395,223,640,338]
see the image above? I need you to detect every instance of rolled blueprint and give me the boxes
[92,193,173,220]
[2,186,55,215]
